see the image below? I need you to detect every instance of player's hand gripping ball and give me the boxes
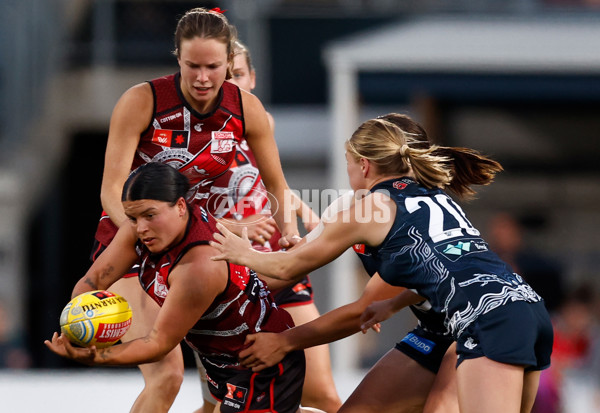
[60,290,132,348]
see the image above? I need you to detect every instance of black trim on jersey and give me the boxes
[154,104,186,119]
[169,240,211,274]
[236,85,246,137]
[174,72,225,120]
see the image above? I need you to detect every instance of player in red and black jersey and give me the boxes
[88,8,300,412]
[47,162,321,413]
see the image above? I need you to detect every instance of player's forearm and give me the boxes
[242,249,307,282]
[93,337,166,366]
[100,186,129,228]
[281,302,364,352]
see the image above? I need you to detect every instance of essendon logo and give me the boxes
[392,181,408,190]
[211,131,235,153]
[225,383,248,403]
[152,129,189,148]
[352,244,366,254]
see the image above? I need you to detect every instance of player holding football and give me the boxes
[88,8,300,412]
[46,162,323,413]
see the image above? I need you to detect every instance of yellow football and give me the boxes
[60,290,132,348]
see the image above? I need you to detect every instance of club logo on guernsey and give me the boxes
[393,181,408,190]
[402,333,435,354]
[353,244,366,254]
[464,337,478,350]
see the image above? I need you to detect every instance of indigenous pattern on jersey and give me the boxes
[207,137,269,220]
[136,205,294,370]
[137,74,244,206]
[93,74,245,248]
[354,242,449,337]
[359,178,542,339]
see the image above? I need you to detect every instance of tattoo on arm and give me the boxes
[100,265,115,281]
[84,278,98,289]
[99,348,111,361]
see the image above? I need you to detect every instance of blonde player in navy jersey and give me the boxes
[211,117,553,413]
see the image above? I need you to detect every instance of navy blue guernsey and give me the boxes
[359,177,542,339]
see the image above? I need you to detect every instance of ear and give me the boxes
[360,158,370,177]
[176,197,187,217]
[249,69,257,91]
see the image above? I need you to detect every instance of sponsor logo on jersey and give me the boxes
[225,383,248,404]
[211,131,235,153]
[158,112,182,123]
[436,239,488,262]
[401,332,435,354]
[194,123,203,132]
[256,392,266,403]
[152,129,189,148]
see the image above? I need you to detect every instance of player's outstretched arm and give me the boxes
[360,290,424,333]
[212,193,393,281]
[239,274,416,372]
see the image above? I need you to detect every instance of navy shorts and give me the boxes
[456,300,553,371]
[395,325,454,374]
[272,276,314,308]
[203,350,306,413]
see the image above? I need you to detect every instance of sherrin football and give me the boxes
[60,290,132,348]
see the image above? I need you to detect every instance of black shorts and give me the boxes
[272,276,314,308]
[395,325,454,374]
[456,300,553,371]
[203,350,306,413]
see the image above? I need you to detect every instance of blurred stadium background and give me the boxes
[1,0,600,411]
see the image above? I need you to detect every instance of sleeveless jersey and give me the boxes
[354,245,450,337]
[136,205,294,370]
[94,74,244,247]
[359,177,542,338]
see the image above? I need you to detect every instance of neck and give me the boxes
[367,173,415,190]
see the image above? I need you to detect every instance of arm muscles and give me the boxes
[279,273,407,351]
[72,225,138,298]
[92,246,227,365]
[101,83,153,228]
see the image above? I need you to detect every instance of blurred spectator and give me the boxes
[0,299,32,369]
[487,212,565,314]
[533,283,600,413]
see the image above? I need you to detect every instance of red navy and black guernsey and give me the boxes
[94,73,244,248]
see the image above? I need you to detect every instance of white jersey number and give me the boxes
[405,194,479,243]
